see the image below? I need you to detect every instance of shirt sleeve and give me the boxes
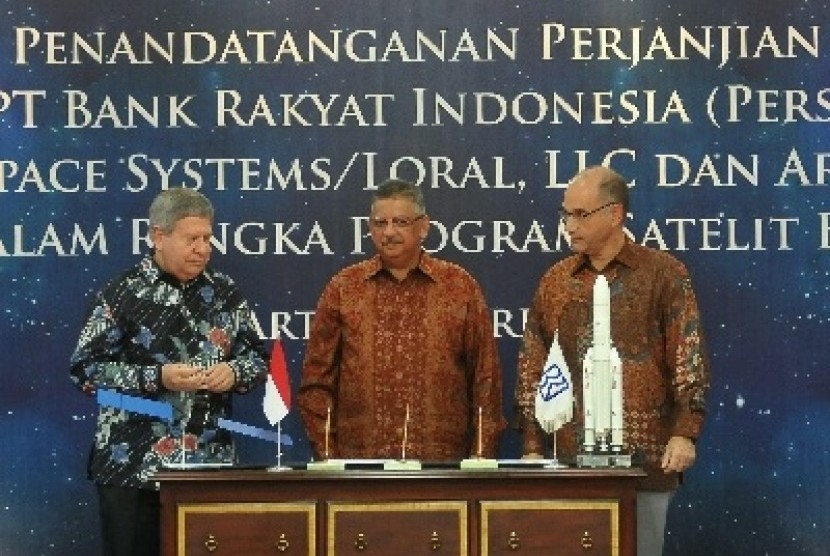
[69,290,162,396]
[514,277,554,456]
[465,280,506,458]
[664,268,710,440]
[297,279,342,459]
[226,298,269,394]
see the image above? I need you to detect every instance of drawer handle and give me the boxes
[430,531,442,551]
[354,532,368,551]
[276,533,290,552]
[581,531,594,550]
[507,531,521,551]
[204,533,218,552]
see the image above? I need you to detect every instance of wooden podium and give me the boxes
[156,466,645,556]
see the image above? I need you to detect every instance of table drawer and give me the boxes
[328,501,468,555]
[178,501,315,555]
[481,500,618,556]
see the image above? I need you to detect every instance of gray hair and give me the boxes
[371,178,426,215]
[148,188,214,233]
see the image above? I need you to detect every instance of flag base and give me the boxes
[306,459,347,471]
[382,459,422,471]
[576,452,632,468]
[266,464,292,472]
[162,461,234,470]
[542,458,569,469]
[460,457,499,470]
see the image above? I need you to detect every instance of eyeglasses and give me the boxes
[558,202,617,224]
[370,214,426,229]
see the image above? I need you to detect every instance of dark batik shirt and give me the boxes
[298,251,505,460]
[515,241,710,491]
[70,255,267,488]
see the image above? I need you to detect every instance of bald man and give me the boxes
[515,166,711,555]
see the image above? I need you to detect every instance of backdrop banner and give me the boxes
[1,2,828,554]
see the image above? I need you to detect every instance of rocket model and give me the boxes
[581,275,624,456]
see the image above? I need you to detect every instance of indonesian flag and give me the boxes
[263,340,291,425]
[535,332,573,433]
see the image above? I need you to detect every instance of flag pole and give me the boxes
[324,405,331,461]
[268,419,291,471]
[179,392,187,467]
[401,404,409,461]
[277,420,283,468]
[477,406,483,458]
[544,423,567,469]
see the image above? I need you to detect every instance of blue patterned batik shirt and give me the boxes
[70,255,268,488]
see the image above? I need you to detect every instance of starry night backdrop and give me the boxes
[1,1,828,554]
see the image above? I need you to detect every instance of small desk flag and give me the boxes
[535,332,573,433]
[263,340,291,425]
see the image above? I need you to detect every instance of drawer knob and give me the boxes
[581,531,594,550]
[276,533,290,552]
[507,531,521,550]
[204,534,218,552]
[354,532,368,551]
[430,531,442,551]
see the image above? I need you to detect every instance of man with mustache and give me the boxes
[298,178,505,461]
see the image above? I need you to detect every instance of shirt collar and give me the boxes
[139,253,214,286]
[569,238,639,276]
[363,250,436,281]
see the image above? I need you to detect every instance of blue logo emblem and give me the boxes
[538,363,570,401]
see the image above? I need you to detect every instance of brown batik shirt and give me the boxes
[299,251,505,461]
[515,240,710,491]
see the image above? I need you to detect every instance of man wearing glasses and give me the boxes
[514,166,710,555]
[69,188,268,556]
[298,178,505,461]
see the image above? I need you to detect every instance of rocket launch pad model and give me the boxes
[577,275,632,468]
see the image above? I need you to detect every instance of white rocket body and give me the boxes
[582,275,624,453]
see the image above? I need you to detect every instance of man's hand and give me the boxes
[201,362,235,393]
[661,436,696,473]
[161,363,203,392]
